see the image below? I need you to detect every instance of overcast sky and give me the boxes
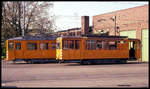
[50,1,148,31]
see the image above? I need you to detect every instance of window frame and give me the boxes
[62,40,81,50]
[8,42,14,50]
[86,40,96,50]
[62,40,68,49]
[51,42,56,49]
[102,41,109,50]
[75,40,80,49]
[96,40,102,49]
[108,41,117,50]
[15,42,21,50]
[39,42,49,50]
[68,40,74,49]
[62,40,75,50]
[27,43,37,50]
[85,39,118,50]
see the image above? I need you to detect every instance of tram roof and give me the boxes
[83,34,128,38]
[7,35,57,40]
[60,34,128,39]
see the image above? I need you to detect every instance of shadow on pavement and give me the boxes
[64,61,147,66]
[2,86,17,88]
[126,61,148,64]
[8,62,59,65]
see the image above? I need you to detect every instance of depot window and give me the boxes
[15,43,21,50]
[40,43,49,50]
[27,43,37,50]
[8,42,14,50]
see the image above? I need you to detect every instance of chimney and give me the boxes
[81,16,89,35]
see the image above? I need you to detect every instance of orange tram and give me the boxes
[6,35,57,63]
[6,34,141,64]
[56,35,141,64]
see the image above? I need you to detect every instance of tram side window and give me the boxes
[109,41,117,50]
[16,43,21,50]
[102,41,109,50]
[51,43,56,49]
[63,40,74,49]
[8,42,14,50]
[75,40,80,49]
[118,41,126,43]
[27,43,37,50]
[96,40,102,49]
[86,40,96,50]
[63,40,68,49]
[40,43,49,50]
[68,40,74,49]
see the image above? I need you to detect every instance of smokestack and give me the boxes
[81,16,89,35]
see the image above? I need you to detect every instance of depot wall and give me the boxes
[93,4,149,62]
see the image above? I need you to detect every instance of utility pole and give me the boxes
[113,16,117,36]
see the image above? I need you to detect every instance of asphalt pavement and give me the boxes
[1,60,149,88]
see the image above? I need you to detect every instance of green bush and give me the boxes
[1,47,6,57]
[1,56,5,59]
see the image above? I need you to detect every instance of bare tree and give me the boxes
[1,1,54,40]
[24,1,55,34]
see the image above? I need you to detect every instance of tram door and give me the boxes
[129,41,136,60]
[129,40,141,61]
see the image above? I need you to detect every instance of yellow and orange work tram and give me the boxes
[56,35,141,64]
[6,34,141,64]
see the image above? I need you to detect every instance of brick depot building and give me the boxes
[56,16,92,36]
[56,4,148,62]
[93,4,148,62]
